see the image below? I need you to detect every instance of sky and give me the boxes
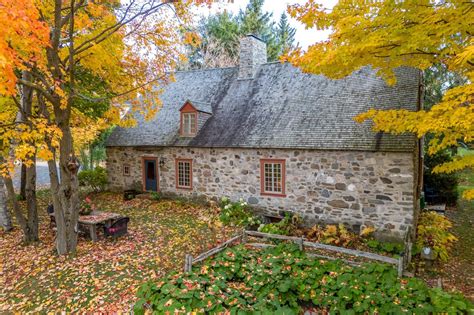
[195,0,338,50]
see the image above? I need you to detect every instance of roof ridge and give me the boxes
[174,66,238,74]
[174,61,286,74]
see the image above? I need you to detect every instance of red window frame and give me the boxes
[260,159,286,197]
[175,158,193,189]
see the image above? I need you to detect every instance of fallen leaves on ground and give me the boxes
[416,198,474,301]
[0,192,237,312]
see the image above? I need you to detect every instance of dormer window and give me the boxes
[181,112,197,136]
[179,100,212,137]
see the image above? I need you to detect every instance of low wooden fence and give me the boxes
[185,229,412,277]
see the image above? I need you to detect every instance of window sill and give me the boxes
[176,186,193,190]
[261,192,286,198]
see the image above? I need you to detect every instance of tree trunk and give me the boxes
[0,176,13,232]
[46,88,80,254]
[19,70,39,242]
[25,156,38,241]
[3,171,38,242]
[89,143,93,170]
[52,0,81,255]
[2,70,39,242]
[20,163,26,200]
[52,120,80,255]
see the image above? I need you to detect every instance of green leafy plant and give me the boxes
[78,166,107,192]
[150,191,162,201]
[219,197,260,227]
[364,239,404,255]
[416,211,457,261]
[258,212,301,235]
[135,244,472,314]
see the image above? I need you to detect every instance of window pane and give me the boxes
[182,113,196,135]
[177,161,191,188]
[263,162,283,193]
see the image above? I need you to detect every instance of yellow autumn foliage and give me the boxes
[287,0,474,199]
[1,0,216,177]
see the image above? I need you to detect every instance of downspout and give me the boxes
[413,70,424,238]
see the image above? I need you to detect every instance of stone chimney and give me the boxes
[238,34,267,80]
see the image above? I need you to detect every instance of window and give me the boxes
[176,159,192,189]
[123,164,131,176]
[260,159,286,196]
[181,112,197,136]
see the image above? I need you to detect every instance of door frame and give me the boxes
[141,156,159,192]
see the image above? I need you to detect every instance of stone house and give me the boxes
[106,35,423,239]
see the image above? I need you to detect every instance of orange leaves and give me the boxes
[1,192,237,312]
[0,0,49,95]
[183,31,202,48]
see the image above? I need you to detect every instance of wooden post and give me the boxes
[184,254,193,273]
[298,237,304,251]
[398,256,404,277]
[241,231,247,244]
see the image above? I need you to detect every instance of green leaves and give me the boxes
[136,243,473,313]
[219,197,261,228]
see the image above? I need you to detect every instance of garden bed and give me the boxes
[135,243,473,314]
[184,230,407,276]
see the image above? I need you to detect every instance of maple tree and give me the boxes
[287,0,474,199]
[0,0,213,253]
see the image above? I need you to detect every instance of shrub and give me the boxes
[306,223,359,247]
[150,191,162,201]
[304,224,404,255]
[219,197,260,227]
[78,166,107,192]
[416,211,457,261]
[135,244,472,314]
[258,212,301,235]
[364,239,404,255]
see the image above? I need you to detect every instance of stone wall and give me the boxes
[107,146,416,238]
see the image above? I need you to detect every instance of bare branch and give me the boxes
[69,0,174,62]
[17,79,56,104]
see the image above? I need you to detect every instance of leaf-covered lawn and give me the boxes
[0,192,237,312]
[418,165,474,301]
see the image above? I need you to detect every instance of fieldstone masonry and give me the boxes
[107,147,416,239]
[238,35,267,80]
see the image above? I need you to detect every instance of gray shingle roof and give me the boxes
[106,63,420,152]
[185,100,212,114]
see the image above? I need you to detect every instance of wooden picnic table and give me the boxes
[79,211,123,242]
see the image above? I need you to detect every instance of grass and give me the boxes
[421,148,474,300]
[0,191,237,312]
[444,164,474,300]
